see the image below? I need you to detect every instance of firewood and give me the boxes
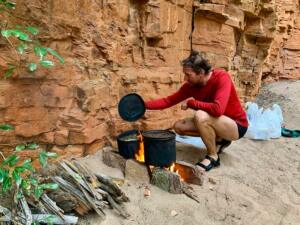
[95,173,129,202]
[0,205,11,223]
[47,188,78,213]
[12,191,33,225]
[174,161,203,186]
[151,168,183,194]
[40,194,65,220]
[181,182,201,203]
[59,161,106,218]
[51,176,91,212]
[32,214,78,224]
[106,194,130,218]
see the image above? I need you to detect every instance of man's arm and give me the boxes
[187,73,231,117]
[145,83,190,110]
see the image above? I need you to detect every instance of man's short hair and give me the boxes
[181,51,212,74]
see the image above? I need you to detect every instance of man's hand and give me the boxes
[181,101,188,110]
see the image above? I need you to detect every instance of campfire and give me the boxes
[113,129,203,196]
[134,130,181,177]
[134,131,145,163]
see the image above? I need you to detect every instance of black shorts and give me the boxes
[237,123,248,139]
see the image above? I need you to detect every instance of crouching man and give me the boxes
[144,51,248,172]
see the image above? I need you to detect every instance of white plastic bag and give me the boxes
[244,102,283,140]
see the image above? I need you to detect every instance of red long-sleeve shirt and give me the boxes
[145,69,249,127]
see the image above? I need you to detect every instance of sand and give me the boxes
[78,80,300,225]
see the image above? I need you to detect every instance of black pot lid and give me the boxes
[118,93,145,122]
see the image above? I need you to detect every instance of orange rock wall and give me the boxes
[0,0,299,155]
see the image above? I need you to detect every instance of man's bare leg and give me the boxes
[173,110,239,171]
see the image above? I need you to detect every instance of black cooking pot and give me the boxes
[117,130,139,159]
[142,130,176,167]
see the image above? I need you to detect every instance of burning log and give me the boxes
[174,161,203,186]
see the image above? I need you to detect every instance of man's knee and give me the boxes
[173,121,185,135]
[194,110,210,123]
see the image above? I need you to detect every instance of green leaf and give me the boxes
[0,169,7,183]
[12,169,22,186]
[2,176,12,193]
[40,60,54,68]
[16,42,27,54]
[39,151,47,167]
[4,68,14,78]
[22,159,34,172]
[27,143,39,150]
[0,124,14,130]
[26,26,39,35]
[6,63,15,69]
[15,30,30,41]
[28,62,37,72]
[34,46,47,60]
[2,30,30,41]
[47,48,65,64]
[21,179,31,196]
[15,166,25,173]
[16,189,22,199]
[40,183,58,190]
[34,186,43,199]
[2,155,19,167]
[15,144,26,152]
[45,152,58,158]
[29,177,38,186]
[4,2,15,9]
[1,30,12,38]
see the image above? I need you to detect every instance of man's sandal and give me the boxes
[196,155,220,172]
[216,139,232,154]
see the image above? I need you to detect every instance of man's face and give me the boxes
[183,67,206,86]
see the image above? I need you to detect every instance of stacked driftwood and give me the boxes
[0,159,130,225]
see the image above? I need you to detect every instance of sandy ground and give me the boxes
[78,80,300,225]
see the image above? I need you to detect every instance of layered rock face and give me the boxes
[0,0,299,154]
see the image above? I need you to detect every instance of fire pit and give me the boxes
[117,129,176,167]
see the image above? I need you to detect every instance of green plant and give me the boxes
[0,141,59,200]
[0,0,64,78]
[0,0,63,202]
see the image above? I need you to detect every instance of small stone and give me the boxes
[171,210,178,217]
[208,177,217,185]
[144,186,151,197]
[209,186,214,191]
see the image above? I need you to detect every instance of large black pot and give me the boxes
[142,130,176,167]
[117,130,139,159]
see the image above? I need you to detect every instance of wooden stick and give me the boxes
[40,194,65,220]
[106,194,130,218]
[95,173,129,202]
[182,182,201,203]
[32,214,78,224]
[0,205,11,222]
[52,176,91,210]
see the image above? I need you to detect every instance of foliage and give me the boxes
[0,0,64,78]
[0,141,59,200]
[0,1,63,216]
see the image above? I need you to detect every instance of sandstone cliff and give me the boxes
[0,0,299,155]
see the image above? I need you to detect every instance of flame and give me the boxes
[134,132,145,162]
[169,163,179,174]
